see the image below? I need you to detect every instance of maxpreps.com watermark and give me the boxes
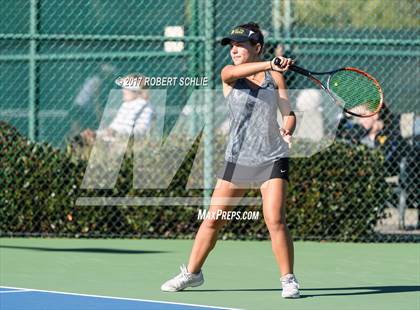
[197,209,260,221]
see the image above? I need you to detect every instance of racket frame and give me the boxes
[325,67,384,118]
[274,59,384,118]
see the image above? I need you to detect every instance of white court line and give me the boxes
[0,286,241,310]
[0,289,32,294]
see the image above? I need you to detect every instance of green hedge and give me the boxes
[1,122,390,241]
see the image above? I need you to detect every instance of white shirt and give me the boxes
[107,97,153,136]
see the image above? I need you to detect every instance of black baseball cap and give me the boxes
[221,27,263,46]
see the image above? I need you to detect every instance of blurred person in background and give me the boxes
[337,103,408,177]
[69,63,116,139]
[73,73,154,146]
[358,111,384,148]
[336,107,384,147]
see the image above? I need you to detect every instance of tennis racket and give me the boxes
[274,57,384,118]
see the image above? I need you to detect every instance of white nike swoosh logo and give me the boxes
[280,170,286,173]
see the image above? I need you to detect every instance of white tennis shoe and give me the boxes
[281,273,300,298]
[161,264,204,292]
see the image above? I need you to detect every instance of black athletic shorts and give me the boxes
[217,157,289,185]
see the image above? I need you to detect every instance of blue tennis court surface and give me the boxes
[0,286,236,310]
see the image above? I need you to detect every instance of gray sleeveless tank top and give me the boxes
[224,70,288,166]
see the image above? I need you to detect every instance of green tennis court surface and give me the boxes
[1,238,419,310]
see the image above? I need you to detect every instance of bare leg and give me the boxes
[187,179,248,273]
[260,178,294,276]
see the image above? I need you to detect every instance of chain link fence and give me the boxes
[1,0,419,241]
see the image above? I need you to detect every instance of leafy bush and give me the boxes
[1,122,390,241]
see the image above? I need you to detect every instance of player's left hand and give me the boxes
[280,128,292,148]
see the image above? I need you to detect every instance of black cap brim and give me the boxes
[220,35,250,46]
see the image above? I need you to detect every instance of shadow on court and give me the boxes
[0,245,169,254]
[188,285,420,297]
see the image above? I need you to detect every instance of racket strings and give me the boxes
[329,70,381,116]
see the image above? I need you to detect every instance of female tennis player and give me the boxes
[161,22,299,298]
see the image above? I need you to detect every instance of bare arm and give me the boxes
[221,56,293,97]
[271,70,296,145]
[221,61,271,84]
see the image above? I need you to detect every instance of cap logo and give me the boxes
[231,27,246,35]
[248,30,254,37]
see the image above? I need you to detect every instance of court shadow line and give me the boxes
[185,285,420,297]
[0,245,169,254]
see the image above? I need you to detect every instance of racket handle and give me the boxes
[274,57,311,77]
[273,57,282,66]
[289,64,311,76]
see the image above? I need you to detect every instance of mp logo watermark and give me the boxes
[76,80,342,207]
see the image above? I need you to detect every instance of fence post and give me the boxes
[203,0,215,206]
[283,0,293,52]
[28,0,39,141]
[272,0,281,41]
[186,0,199,137]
